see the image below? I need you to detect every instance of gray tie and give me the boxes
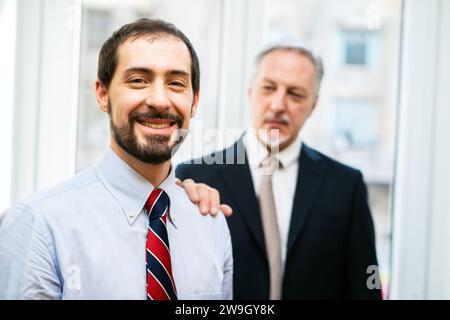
[259,156,282,300]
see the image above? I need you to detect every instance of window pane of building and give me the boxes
[343,30,368,65]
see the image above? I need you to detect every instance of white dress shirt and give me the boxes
[243,130,302,272]
[0,147,233,300]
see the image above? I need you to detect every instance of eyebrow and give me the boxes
[123,67,190,79]
[167,70,190,78]
[261,78,307,93]
[261,78,275,84]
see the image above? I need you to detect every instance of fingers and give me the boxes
[208,187,220,216]
[219,204,233,217]
[177,178,233,217]
[196,183,210,215]
[181,179,200,203]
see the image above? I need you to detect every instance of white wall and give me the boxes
[0,0,16,211]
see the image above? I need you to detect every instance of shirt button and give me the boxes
[128,211,135,218]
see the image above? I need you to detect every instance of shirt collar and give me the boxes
[243,128,302,169]
[96,146,178,227]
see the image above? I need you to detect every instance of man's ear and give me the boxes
[95,80,109,113]
[190,90,200,118]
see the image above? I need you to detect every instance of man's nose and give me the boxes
[269,90,287,112]
[145,82,170,110]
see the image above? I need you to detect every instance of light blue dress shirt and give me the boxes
[0,147,233,300]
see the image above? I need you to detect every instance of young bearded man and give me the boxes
[0,18,232,300]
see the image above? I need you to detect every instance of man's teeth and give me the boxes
[141,121,172,129]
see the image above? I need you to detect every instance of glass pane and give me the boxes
[265,0,402,298]
[342,31,368,65]
[76,0,222,171]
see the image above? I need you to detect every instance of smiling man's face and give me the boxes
[96,36,198,164]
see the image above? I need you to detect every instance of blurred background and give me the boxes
[0,0,449,299]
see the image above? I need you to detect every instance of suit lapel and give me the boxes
[287,143,327,254]
[216,139,266,254]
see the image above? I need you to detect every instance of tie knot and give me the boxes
[260,156,281,176]
[145,188,170,221]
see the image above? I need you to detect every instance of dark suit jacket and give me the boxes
[176,138,382,299]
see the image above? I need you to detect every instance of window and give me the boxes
[341,30,380,68]
[343,31,368,65]
[86,10,111,49]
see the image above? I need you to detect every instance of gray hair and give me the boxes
[254,38,324,96]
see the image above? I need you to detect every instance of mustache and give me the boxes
[263,113,289,125]
[130,110,184,128]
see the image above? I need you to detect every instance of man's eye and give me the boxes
[170,81,186,87]
[130,78,146,84]
[290,92,305,100]
[262,86,275,91]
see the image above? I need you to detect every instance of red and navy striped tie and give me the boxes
[145,188,177,300]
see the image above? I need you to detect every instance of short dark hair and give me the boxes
[97,18,200,93]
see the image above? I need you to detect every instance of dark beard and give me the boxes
[109,107,185,165]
